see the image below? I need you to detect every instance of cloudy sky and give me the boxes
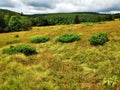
[0,0,120,14]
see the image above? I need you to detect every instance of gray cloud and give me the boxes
[0,0,14,7]
[0,0,120,14]
[21,0,59,10]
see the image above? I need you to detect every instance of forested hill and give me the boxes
[0,9,30,33]
[0,9,99,17]
[26,12,99,17]
[0,9,120,33]
[0,9,20,16]
[0,8,120,19]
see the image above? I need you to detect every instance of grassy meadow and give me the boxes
[0,20,120,90]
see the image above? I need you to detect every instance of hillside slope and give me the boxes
[0,9,19,15]
[0,20,120,89]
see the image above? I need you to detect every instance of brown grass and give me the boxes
[0,20,120,89]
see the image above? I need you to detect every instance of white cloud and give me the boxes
[0,0,120,14]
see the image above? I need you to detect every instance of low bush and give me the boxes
[89,33,109,46]
[3,45,37,55]
[30,36,50,43]
[56,34,81,43]
[14,34,19,38]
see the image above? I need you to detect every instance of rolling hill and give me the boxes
[0,19,120,89]
[0,9,20,16]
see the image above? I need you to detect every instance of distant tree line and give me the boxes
[112,13,120,18]
[0,9,120,33]
[31,14,114,26]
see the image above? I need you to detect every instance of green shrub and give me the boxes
[56,34,81,43]
[3,45,37,55]
[30,36,50,43]
[89,33,109,46]
[14,34,19,38]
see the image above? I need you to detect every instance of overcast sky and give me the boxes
[0,0,120,14]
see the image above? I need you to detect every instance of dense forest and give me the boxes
[30,13,114,26]
[0,9,120,33]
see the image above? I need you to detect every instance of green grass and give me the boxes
[0,20,120,89]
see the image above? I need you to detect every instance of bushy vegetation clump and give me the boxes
[14,34,19,38]
[89,33,109,45]
[0,13,32,33]
[3,45,37,55]
[8,16,32,32]
[30,36,50,43]
[8,16,22,31]
[56,34,81,43]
